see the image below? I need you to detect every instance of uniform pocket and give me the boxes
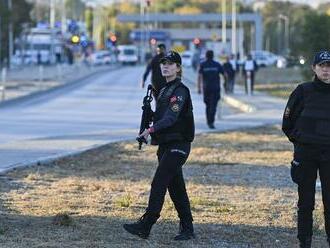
[290,159,304,184]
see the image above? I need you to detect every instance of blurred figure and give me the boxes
[197,50,224,129]
[142,44,166,97]
[223,56,236,94]
[243,54,258,95]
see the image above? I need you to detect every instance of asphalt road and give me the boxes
[0,65,237,172]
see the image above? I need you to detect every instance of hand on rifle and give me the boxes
[139,128,150,141]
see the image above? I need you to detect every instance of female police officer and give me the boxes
[123,51,195,240]
[282,50,330,248]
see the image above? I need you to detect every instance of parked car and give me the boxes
[90,50,112,66]
[181,51,194,67]
[251,50,278,67]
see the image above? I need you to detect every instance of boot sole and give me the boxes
[123,224,149,239]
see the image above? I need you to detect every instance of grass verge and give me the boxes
[0,125,327,247]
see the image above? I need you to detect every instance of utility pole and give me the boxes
[8,0,13,68]
[50,0,55,29]
[140,0,145,63]
[231,0,237,56]
[50,0,56,64]
[222,0,227,47]
[0,15,2,67]
[61,0,66,34]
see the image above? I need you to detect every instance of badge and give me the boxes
[170,96,177,103]
[171,104,180,112]
[177,96,183,102]
[284,107,290,118]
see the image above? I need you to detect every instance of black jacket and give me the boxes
[150,78,194,145]
[143,53,166,95]
[282,77,330,145]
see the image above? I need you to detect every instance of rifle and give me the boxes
[136,84,153,150]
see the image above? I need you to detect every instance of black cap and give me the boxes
[160,51,182,65]
[157,43,166,49]
[313,51,330,65]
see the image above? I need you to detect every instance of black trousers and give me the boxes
[203,88,220,125]
[294,143,330,240]
[244,71,255,94]
[146,141,193,222]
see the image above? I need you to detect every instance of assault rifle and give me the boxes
[136,84,153,150]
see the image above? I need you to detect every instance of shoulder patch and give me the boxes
[170,96,177,103]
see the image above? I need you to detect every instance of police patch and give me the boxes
[284,107,290,118]
[171,104,180,112]
[170,96,177,103]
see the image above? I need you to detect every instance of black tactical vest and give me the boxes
[295,82,330,145]
[151,79,195,145]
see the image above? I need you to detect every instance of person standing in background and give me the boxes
[141,44,167,97]
[197,50,224,129]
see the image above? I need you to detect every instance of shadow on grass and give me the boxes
[0,213,328,248]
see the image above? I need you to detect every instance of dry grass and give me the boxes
[254,83,298,99]
[235,67,303,99]
[0,125,328,247]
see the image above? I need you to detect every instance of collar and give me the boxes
[314,76,330,91]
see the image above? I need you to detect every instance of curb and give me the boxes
[223,95,256,113]
[0,65,121,109]
[183,73,256,114]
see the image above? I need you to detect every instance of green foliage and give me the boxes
[65,0,85,20]
[85,8,93,38]
[0,0,32,64]
[299,12,330,58]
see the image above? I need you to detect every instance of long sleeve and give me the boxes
[282,85,304,143]
[151,87,189,133]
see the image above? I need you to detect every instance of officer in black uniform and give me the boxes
[124,51,195,241]
[142,44,167,97]
[197,50,224,129]
[282,50,330,248]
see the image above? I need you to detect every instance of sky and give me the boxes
[84,0,330,9]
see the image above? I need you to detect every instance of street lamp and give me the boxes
[231,0,237,56]
[278,14,289,55]
[8,0,13,68]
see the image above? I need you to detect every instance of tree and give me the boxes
[65,0,85,21]
[0,0,32,65]
[298,12,330,60]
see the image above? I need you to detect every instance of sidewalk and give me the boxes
[183,67,287,131]
[0,63,116,103]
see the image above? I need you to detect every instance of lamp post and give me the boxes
[221,0,226,47]
[231,0,237,56]
[8,0,13,68]
[278,14,289,55]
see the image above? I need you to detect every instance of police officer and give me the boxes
[197,50,224,129]
[124,51,195,240]
[282,50,330,248]
[223,55,236,94]
[141,44,167,97]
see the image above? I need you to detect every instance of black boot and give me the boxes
[299,237,312,248]
[123,213,158,239]
[174,220,195,241]
[327,237,330,247]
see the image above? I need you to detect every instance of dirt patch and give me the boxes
[0,125,327,247]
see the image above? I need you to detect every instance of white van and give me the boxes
[117,45,138,65]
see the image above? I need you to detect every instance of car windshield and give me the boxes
[123,50,135,55]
